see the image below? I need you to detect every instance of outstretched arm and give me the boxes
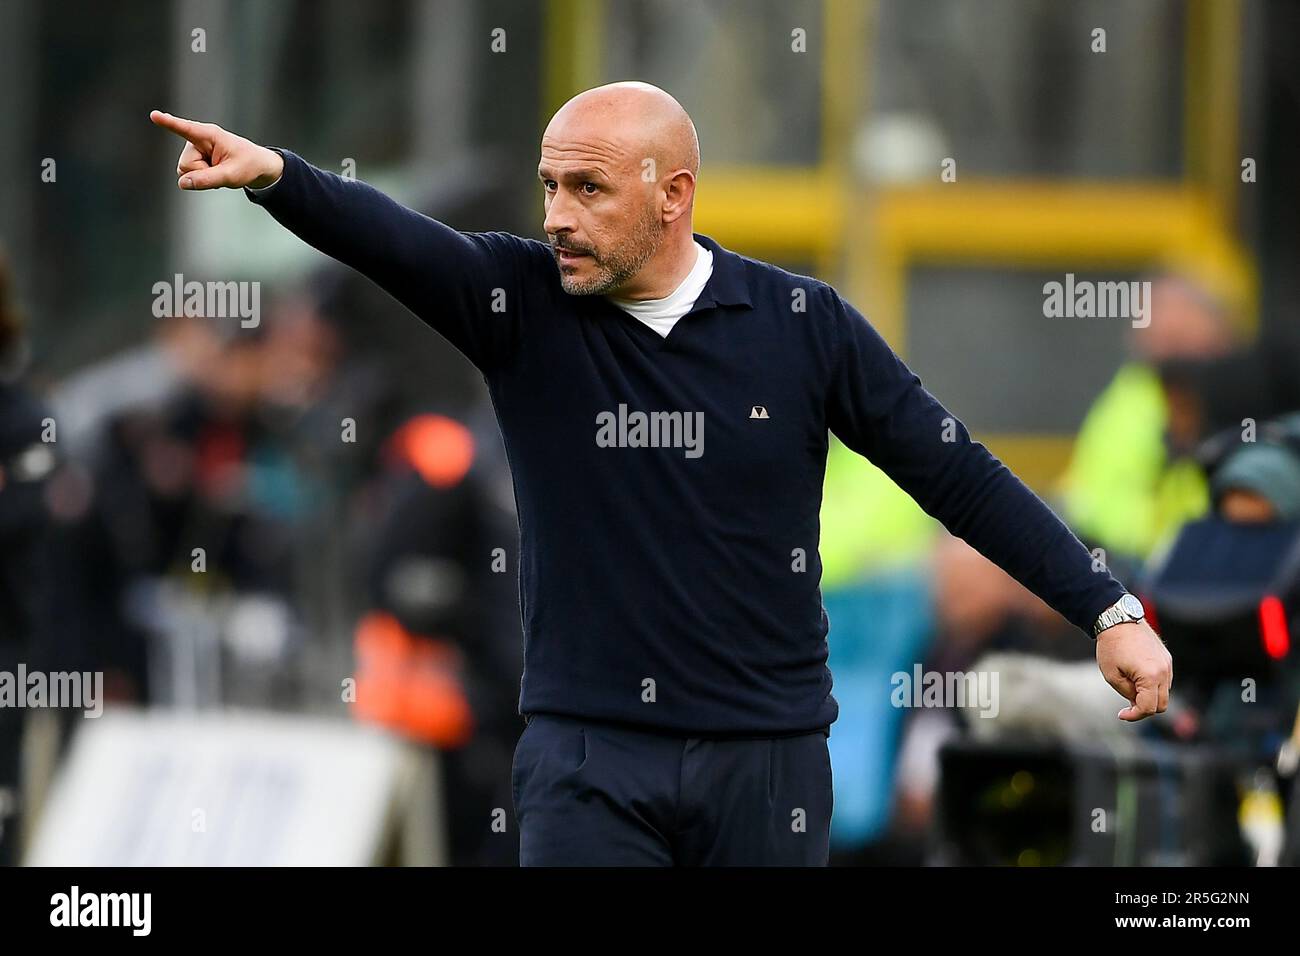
[150,110,530,371]
[825,290,1171,720]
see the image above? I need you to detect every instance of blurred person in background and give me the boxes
[1060,274,1239,574]
[0,249,57,865]
[246,289,407,705]
[1063,274,1300,577]
[63,316,285,706]
[1209,413,1300,526]
[31,313,235,785]
[1203,414,1300,863]
[351,409,523,866]
[1141,412,1300,865]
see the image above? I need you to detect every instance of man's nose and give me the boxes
[543,189,577,237]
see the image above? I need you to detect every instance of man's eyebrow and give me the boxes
[537,166,609,183]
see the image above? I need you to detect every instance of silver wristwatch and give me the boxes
[1092,593,1145,637]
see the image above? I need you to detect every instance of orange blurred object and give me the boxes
[353,611,475,748]
[388,414,475,489]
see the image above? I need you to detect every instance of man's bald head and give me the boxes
[546,81,700,179]
[538,82,701,297]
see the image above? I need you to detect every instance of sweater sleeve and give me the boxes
[823,290,1125,636]
[245,148,532,373]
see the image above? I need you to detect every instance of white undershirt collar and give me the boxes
[605,241,714,338]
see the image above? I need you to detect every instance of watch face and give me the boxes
[1119,594,1145,619]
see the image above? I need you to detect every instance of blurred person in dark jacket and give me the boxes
[350,409,523,866]
[0,250,57,864]
[48,314,308,708]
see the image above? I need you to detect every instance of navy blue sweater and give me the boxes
[248,150,1126,737]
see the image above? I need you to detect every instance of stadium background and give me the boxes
[1,0,1299,866]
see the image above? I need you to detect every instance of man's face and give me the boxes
[538,123,664,296]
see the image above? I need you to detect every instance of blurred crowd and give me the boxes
[0,249,524,865]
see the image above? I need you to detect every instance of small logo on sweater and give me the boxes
[750,406,769,419]
[596,404,704,459]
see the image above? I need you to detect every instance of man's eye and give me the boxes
[542,180,556,192]
[581,182,598,195]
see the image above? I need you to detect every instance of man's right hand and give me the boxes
[149,110,284,191]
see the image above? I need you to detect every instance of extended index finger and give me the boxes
[149,110,213,148]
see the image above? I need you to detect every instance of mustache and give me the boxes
[550,239,596,257]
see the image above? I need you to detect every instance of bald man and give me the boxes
[151,82,1171,867]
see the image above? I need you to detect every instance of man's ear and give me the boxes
[661,169,695,224]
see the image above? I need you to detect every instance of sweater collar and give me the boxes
[690,233,753,310]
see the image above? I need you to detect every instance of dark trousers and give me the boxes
[512,713,832,866]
